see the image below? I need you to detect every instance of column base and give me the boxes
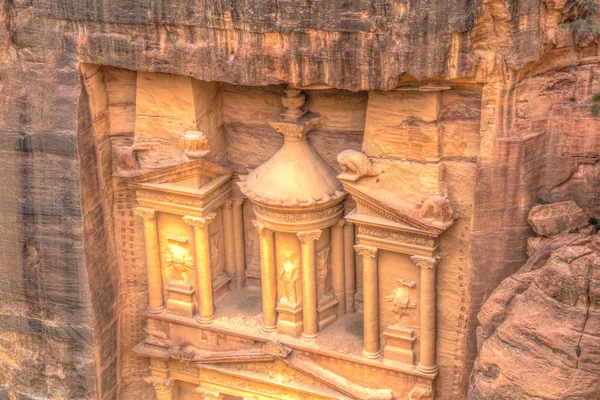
[333,291,346,317]
[147,305,166,315]
[276,303,303,338]
[261,323,277,333]
[317,296,338,331]
[345,289,355,313]
[245,271,262,292]
[196,315,215,324]
[301,332,318,341]
[417,364,439,374]
[362,349,382,359]
[382,325,416,364]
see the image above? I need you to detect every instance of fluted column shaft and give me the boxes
[221,201,236,282]
[412,255,440,374]
[253,220,277,331]
[134,207,165,314]
[355,244,380,359]
[298,230,322,340]
[232,198,246,288]
[184,213,216,323]
[331,220,346,316]
[344,222,356,313]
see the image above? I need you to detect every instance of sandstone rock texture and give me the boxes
[469,226,600,399]
[0,0,599,399]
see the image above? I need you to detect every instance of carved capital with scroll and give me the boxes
[143,376,174,394]
[410,255,441,270]
[183,213,216,229]
[354,244,378,259]
[297,230,322,243]
[252,220,272,236]
[134,207,156,222]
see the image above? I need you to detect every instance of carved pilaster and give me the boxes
[354,244,381,359]
[232,198,246,288]
[343,221,356,313]
[297,230,322,339]
[331,219,346,317]
[411,255,440,374]
[144,376,174,400]
[221,200,237,285]
[134,207,165,314]
[253,220,277,331]
[184,213,217,323]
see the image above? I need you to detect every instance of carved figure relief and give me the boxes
[337,149,377,178]
[164,235,193,281]
[209,231,221,277]
[316,247,332,302]
[279,260,300,307]
[386,278,417,324]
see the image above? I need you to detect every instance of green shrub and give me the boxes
[536,198,550,205]
[592,103,599,116]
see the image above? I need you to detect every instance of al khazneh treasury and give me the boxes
[128,86,457,399]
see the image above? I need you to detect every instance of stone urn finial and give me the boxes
[179,130,209,159]
[280,86,307,121]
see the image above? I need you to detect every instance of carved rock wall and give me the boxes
[1,0,600,399]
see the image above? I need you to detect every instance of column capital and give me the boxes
[183,213,216,229]
[410,255,440,270]
[297,230,322,243]
[134,207,156,221]
[143,376,174,393]
[252,220,273,236]
[192,386,223,400]
[232,197,245,207]
[333,219,346,229]
[354,244,378,258]
[222,199,234,209]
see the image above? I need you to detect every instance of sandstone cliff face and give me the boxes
[0,0,599,399]
[469,227,600,399]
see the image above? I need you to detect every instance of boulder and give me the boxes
[468,227,600,399]
[527,200,587,237]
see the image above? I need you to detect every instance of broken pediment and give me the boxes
[127,159,234,215]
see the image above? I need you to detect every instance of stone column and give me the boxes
[411,255,440,374]
[343,221,356,313]
[331,220,346,317]
[252,220,277,331]
[221,200,236,283]
[183,213,217,323]
[144,376,174,400]
[232,198,246,288]
[297,230,322,340]
[354,244,381,359]
[134,207,165,314]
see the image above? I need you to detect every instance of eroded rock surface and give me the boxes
[469,227,600,399]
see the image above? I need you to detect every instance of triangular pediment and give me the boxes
[340,179,455,236]
[127,159,233,197]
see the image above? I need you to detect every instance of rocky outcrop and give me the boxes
[469,225,600,399]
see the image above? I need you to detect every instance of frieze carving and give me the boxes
[253,202,344,223]
[408,383,434,400]
[357,225,436,247]
[192,387,224,400]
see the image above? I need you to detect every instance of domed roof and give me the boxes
[238,119,343,208]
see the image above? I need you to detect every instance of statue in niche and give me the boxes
[164,236,193,280]
[316,247,332,302]
[386,278,417,324]
[209,231,222,277]
[279,260,300,307]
